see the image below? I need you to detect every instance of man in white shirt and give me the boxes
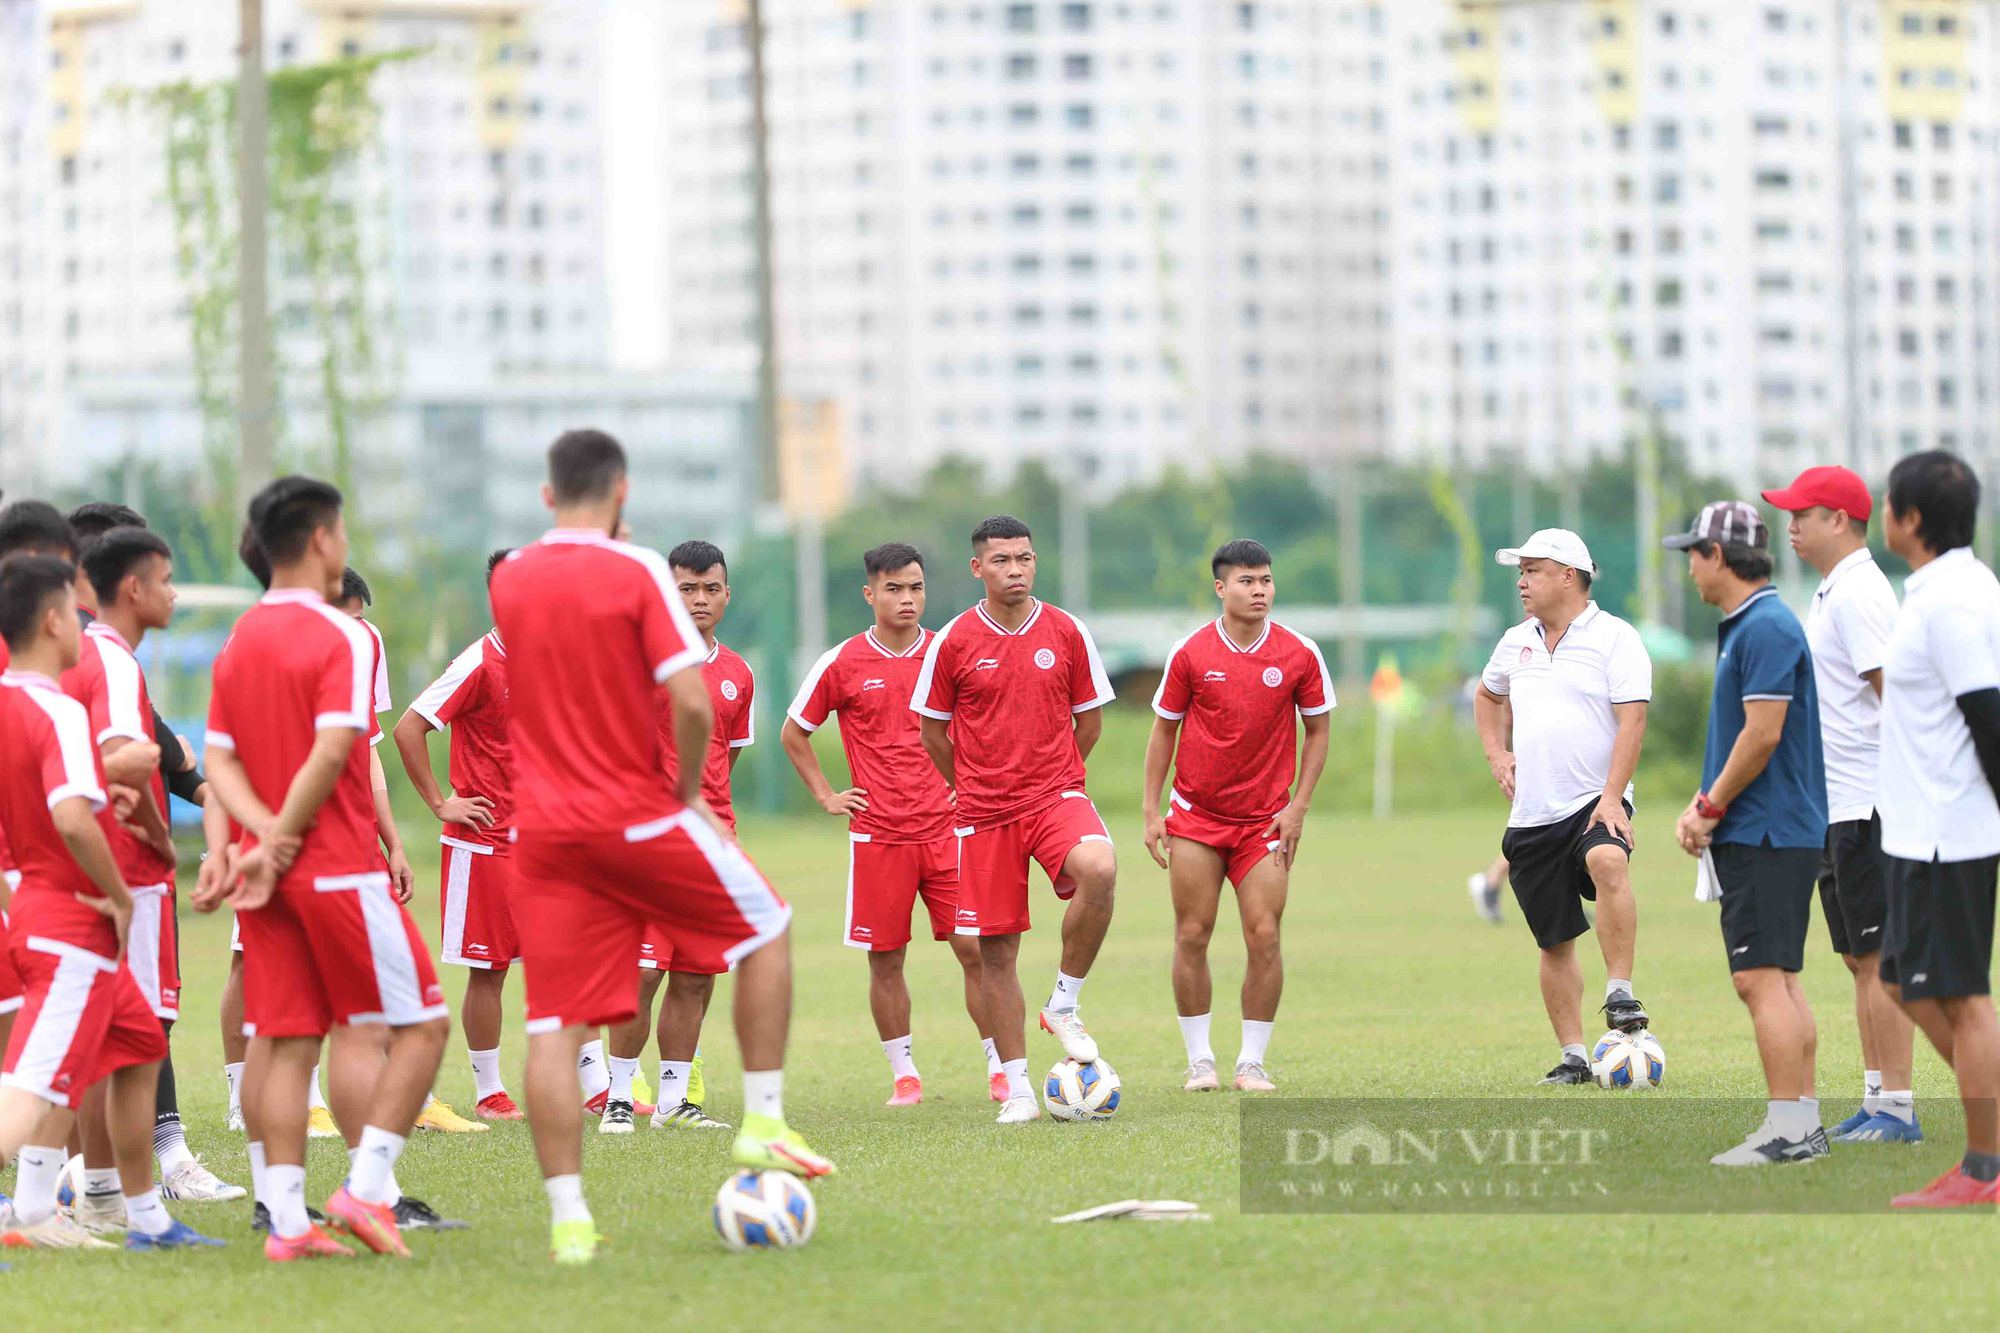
[1876,450,2000,1209]
[1475,530,1653,1085]
[1762,465,1918,1144]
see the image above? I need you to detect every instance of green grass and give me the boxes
[5,809,1992,1330]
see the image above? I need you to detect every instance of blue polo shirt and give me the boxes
[1702,585,1827,848]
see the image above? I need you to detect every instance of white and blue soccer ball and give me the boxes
[1591,1029,1666,1090]
[712,1170,816,1251]
[1044,1057,1122,1122]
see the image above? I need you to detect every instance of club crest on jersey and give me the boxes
[1033,648,1057,670]
[861,678,887,692]
[1261,666,1284,688]
[1203,670,1228,682]
[720,679,739,701]
[1519,646,1533,664]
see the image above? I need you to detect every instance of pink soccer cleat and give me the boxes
[325,1186,409,1258]
[886,1076,923,1107]
[989,1072,1009,1103]
[264,1224,354,1262]
[475,1091,525,1121]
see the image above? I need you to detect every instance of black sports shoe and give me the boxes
[1712,1123,1830,1166]
[1601,993,1649,1033]
[598,1098,637,1134]
[249,1202,327,1233]
[1539,1054,1592,1085]
[392,1196,470,1232]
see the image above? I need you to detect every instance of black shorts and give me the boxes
[1500,800,1632,950]
[1713,840,1819,973]
[1817,815,1887,957]
[1878,854,1998,1001]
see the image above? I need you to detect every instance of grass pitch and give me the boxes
[3,809,1992,1330]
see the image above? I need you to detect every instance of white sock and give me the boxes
[307,1062,328,1111]
[1767,1099,1814,1138]
[1799,1095,1821,1129]
[1239,1019,1274,1067]
[348,1126,406,1207]
[247,1140,269,1209]
[659,1060,692,1107]
[1178,1013,1214,1064]
[743,1069,784,1121]
[982,1037,1001,1075]
[469,1047,505,1101]
[1561,1043,1587,1063]
[545,1172,591,1226]
[1605,977,1632,1000]
[123,1188,172,1237]
[1002,1058,1030,1102]
[82,1166,120,1199]
[12,1146,64,1224]
[1862,1069,1884,1115]
[1047,970,1086,1011]
[577,1040,610,1100]
[156,1131,196,1175]
[268,1163,310,1239]
[224,1061,245,1115]
[882,1035,919,1080]
[347,1147,405,1206]
[1878,1089,1915,1122]
[608,1055,639,1103]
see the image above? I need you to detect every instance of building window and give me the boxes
[1007,3,1036,32]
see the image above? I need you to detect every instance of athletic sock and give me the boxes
[346,1147,403,1206]
[1047,970,1086,1012]
[1878,1090,1915,1123]
[1799,1095,1821,1130]
[545,1173,591,1226]
[608,1055,639,1103]
[123,1189,172,1238]
[12,1146,63,1224]
[224,1061,245,1116]
[155,1119,196,1174]
[82,1166,120,1200]
[982,1037,1002,1075]
[659,1060,693,1106]
[1862,1069,1884,1116]
[1962,1150,2000,1183]
[268,1164,310,1239]
[743,1069,784,1121]
[1002,1058,1031,1102]
[306,1063,328,1111]
[247,1140,269,1209]
[1239,1019,1274,1067]
[576,1039,610,1100]
[882,1035,919,1081]
[1605,978,1632,1000]
[348,1126,407,1207]
[1561,1043,1587,1063]
[469,1047,505,1101]
[1178,1013,1214,1064]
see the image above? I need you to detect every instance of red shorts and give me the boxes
[123,883,181,1020]
[637,927,729,975]
[2,934,167,1107]
[845,834,959,951]
[515,810,789,1031]
[1166,794,1283,889]
[440,843,520,969]
[0,886,23,1017]
[955,792,1112,937]
[239,870,448,1039]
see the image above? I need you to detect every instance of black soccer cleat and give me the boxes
[1601,993,1649,1033]
[1539,1054,1592,1085]
[249,1201,327,1233]
[392,1195,470,1232]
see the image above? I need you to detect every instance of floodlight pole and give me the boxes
[236,0,272,514]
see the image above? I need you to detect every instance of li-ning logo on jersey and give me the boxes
[1203,670,1228,682]
[1033,648,1057,670]
[1262,666,1284,688]
[720,679,739,702]
[974,658,1002,671]
[861,678,887,692]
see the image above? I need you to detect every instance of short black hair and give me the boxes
[0,554,77,650]
[547,428,627,503]
[1575,568,1594,592]
[340,567,372,608]
[1888,450,1980,556]
[237,520,272,590]
[0,500,78,562]
[971,515,1032,549]
[82,526,171,605]
[1211,538,1273,580]
[486,548,513,586]
[68,502,148,554]
[249,475,343,566]
[1692,539,1775,583]
[864,542,925,577]
[669,540,727,579]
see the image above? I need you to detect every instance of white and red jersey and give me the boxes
[488,529,707,836]
[790,627,954,844]
[656,639,753,830]
[0,669,115,951]
[1152,618,1335,822]
[205,589,383,882]
[0,640,13,881]
[62,621,176,889]
[409,630,513,852]
[362,617,392,747]
[911,599,1115,826]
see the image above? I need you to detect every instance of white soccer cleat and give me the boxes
[996,1095,1043,1125]
[1038,1007,1099,1064]
[161,1156,249,1203]
[1234,1061,1277,1093]
[2,1208,118,1249]
[69,1192,128,1235]
[598,1098,638,1134]
[1710,1120,1829,1167]
[1183,1058,1220,1092]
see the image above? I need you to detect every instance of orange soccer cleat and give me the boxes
[886,1075,923,1107]
[1891,1167,2000,1210]
[325,1186,410,1257]
[264,1224,354,1262]
[989,1072,1009,1103]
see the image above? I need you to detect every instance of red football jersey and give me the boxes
[409,630,513,851]
[789,627,953,844]
[910,599,1115,826]
[63,621,176,888]
[657,640,753,831]
[1152,618,1335,822]
[0,669,116,950]
[0,640,12,875]
[205,589,383,883]
[488,530,707,835]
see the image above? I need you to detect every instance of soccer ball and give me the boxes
[1590,1029,1665,1090]
[712,1170,816,1250]
[1043,1057,1122,1122]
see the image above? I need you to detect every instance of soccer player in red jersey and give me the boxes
[197,476,448,1261]
[394,549,525,1122]
[0,553,219,1251]
[784,542,1001,1106]
[1141,539,1333,1094]
[488,430,829,1265]
[910,515,1117,1125]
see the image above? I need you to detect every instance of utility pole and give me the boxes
[236,0,272,515]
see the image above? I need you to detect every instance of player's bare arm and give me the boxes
[198,742,290,879]
[1071,705,1103,761]
[392,707,495,828]
[918,713,956,787]
[666,666,727,837]
[194,780,233,904]
[51,792,135,960]
[1675,698,1786,855]
[779,716,868,816]
[1589,701,1647,848]
[1268,710,1331,868]
[370,743,414,904]
[1474,684,1516,799]
[1140,713,1180,869]
[100,732,176,867]
[101,736,162,789]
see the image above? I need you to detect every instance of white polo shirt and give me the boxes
[1877,547,2000,863]
[1806,547,1898,824]
[1480,601,1653,828]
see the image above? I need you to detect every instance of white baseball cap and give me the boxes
[1495,528,1597,574]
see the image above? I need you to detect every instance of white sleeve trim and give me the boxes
[786,709,822,734]
[305,601,375,725]
[1299,702,1335,717]
[95,725,150,746]
[1067,610,1116,712]
[1150,632,1193,721]
[1740,693,1794,702]
[623,542,708,682]
[1152,705,1186,721]
[48,782,108,813]
[27,689,105,812]
[96,638,151,744]
[314,710,368,731]
[786,644,845,735]
[729,737,755,749]
[410,637,486,730]
[914,705,953,721]
[206,730,236,751]
[653,644,706,684]
[366,619,392,714]
[1297,628,1338,715]
[909,614,958,717]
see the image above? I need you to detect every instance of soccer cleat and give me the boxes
[126,1219,226,1251]
[325,1185,410,1257]
[1538,1054,1593,1085]
[415,1095,490,1134]
[1891,1166,1999,1209]
[599,1098,637,1134]
[1710,1122,1829,1167]
[651,1099,732,1131]
[70,1192,128,1236]
[392,1196,470,1231]
[732,1115,836,1178]
[688,1054,707,1108]
[475,1090,524,1120]
[550,1218,602,1265]
[989,1071,1009,1103]
[1468,873,1503,924]
[1183,1058,1220,1092]
[1234,1061,1277,1093]
[1830,1107,1874,1139]
[995,1095,1042,1125]
[264,1224,354,1261]
[55,1153,82,1208]
[224,1106,246,1133]
[1600,993,1650,1033]
[1039,1007,1099,1064]
[1838,1111,1924,1144]
[1,1210,118,1249]
[886,1075,923,1106]
[583,1088,655,1117]
[162,1156,249,1203]
[250,1202,328,1234]
[307,1105,341,1139]
[632,1071,655,1108]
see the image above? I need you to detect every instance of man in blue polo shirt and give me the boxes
[1667,501,1829,1165]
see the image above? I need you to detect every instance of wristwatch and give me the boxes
[1694,792,1728,821]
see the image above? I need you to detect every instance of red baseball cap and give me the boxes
[1760,465,1873,522]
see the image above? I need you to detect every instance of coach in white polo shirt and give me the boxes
[1875,450,2000,1209]
[1476,529,1653,1086]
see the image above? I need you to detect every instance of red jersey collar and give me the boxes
[84,619,135,655]
[973,598,1043,636]
[260,588,327,607]
[1,668,63,690]
[1212,617,1271,655]
[485,629,506,657]
[864,627,927,658]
